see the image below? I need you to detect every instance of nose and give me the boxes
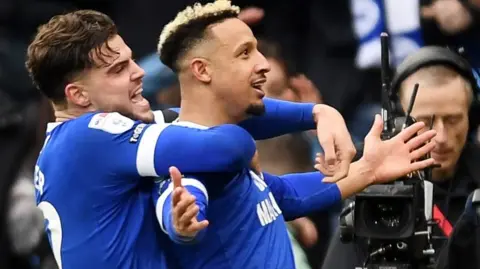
[130,60,146,81]
[433,120,448,145]
[255,51,271,74]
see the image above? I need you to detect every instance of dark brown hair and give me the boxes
[26,10,118,104]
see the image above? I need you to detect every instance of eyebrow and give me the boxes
[233,39,255,55]
[106,49,133,73]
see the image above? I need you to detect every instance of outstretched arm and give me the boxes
[262,162,370,221]
[90,112,256,177]
[165,97,317,140]
[237,98,316,139]
[264,115,438,220]
[164,99,357,182]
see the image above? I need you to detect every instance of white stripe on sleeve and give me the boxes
[153,110,165,124]
[136,124,168,177]
[155,178,209,234]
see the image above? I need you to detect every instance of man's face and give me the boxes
[400,75,470,180]
[74,35,153,122]
[263,58,297,101]
[207,18,271,116]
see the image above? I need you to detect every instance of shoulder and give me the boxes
[85,112,136,134]
[48,112,144,149]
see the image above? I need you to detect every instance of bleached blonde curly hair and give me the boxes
[157,0,240,71]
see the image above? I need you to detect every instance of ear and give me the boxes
[65,83,91,107]
[190,58,212,83]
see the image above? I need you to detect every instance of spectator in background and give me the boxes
[233,0,480,143]
[322,48,480,269]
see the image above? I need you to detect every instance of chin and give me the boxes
[246,102,266,116]
[136,110,155,123]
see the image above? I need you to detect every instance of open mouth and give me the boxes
[251,78,267,97]
[131,88,150,107]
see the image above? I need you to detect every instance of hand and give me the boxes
[238,7,264,25]
[422,0,473,34]
[289,217,318,248]
[312,104,356,182]
[361,115,437,184]
[170,166,209,238]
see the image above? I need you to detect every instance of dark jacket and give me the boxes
[321,143,480,269]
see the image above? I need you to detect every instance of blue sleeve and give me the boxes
[167,98,316,140]
[154,178,208,244]
[238,98,316,139]
[263,172,342,221]
[85,112,255,179]
[136,123,256,177]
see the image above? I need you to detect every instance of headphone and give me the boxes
[390,46,480,131]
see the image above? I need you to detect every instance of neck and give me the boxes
[178,84,245,127]
[53,104,94,123]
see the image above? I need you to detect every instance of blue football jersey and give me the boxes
[154,169,295,269]
[34,112,257,269]
[153,121,296,269]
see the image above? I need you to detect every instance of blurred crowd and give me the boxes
[1,0,480,269]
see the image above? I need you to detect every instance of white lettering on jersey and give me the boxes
[257,192,282,226]
[250,171,267,191]
[88,112,134,134]
[250,171,283,226]
[34,165,45,195]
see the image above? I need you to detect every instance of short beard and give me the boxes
[245,103,266,116]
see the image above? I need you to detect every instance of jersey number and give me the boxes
[36,166,63,269]
[38,201,63,269]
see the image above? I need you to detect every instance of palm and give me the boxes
[364,139,417,184]
[361,116,436,185]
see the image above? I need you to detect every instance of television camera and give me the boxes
[338,33,437,269]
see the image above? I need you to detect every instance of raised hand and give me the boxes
[312,104,357,182]
[170,166,209,238]
[362,115,437,184]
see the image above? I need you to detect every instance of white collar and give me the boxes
[171,119,209,130]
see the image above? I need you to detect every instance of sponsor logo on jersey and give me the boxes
[130,123,146,143]
[88,112,134,134]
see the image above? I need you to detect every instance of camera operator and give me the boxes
[321,46,480,269]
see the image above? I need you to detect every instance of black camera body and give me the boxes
[338,33,436,269]
[339,118,433,269]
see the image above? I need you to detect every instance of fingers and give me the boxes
[188,220,209,233]
[173,190,196,222]
[314,153,335,176]
[179,203,200,225]
[332,159,350,182]
[410,158,436,172]
[365,114,384,140]
[397,122,426,142]
[172,189,209,237]
[172,186,182,206]
[410,140,436,160]
[318,134,336,166]
[170,166,183,190]
[406,129,437,150]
